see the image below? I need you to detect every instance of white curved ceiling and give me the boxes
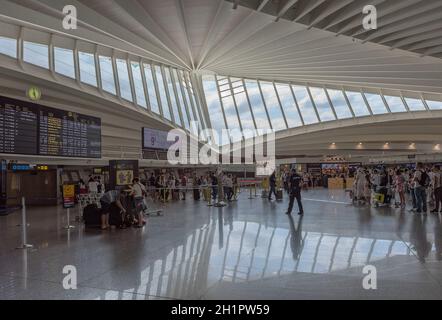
[2,0,442,94]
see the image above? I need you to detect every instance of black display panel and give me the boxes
[0,96,101,158]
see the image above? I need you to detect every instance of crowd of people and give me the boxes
[143,171,241,203]
[78,175,103,194]
[352,163,442,214]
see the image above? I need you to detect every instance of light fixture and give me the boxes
[434,144,441,151]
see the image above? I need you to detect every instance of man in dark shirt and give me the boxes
[286,169,304,216]
[211,173,218,201]
[268,171,277,201]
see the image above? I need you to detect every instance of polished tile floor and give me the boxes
[1,189,442,300]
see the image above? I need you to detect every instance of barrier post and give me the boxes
[16,197,33,250]
[63,208,75,230]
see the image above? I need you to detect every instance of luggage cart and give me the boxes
[143,187,163,216]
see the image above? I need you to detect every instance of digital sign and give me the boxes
[0,96,101,158]
[142,127,176,151]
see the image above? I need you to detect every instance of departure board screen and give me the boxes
[0,96,101,158]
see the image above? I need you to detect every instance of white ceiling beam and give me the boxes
[390,30,442,50]
[257,0,271,12]
[0,0,187,68]
[175,0,195,69]
[275,0,300,22]
[422,45,442,57]
[337,0,417,36]
[377,20,442,45]
[322,0,386,30]
[362,10,442,43]
[293,0,327,22]
[307,0,353,29]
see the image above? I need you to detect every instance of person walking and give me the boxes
[431,165,442,214]
[130,178,147,228]
[286,169,304,216]
[268,171,277,201]
[395,169,406,208]
[414,162,430,214]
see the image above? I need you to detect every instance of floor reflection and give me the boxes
[92,210,438,300]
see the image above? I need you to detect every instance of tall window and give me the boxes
[23,41,49,69]
[345,91,370,117]
[0,36,17,58]
[259,81,286,131]
[98,56,116,95]
[172,69,190,130]
[327,89,352,119]
[54,47,75,79]
[309,87,336,122]
[78,52,97,87]
[364,93,387,114]
[131,61,147,108]
[384,95,406,113]
[116,59,132,102]
[143,64,160,114]
[292,86,318,125]
[164,67,182,126]
[180,70,196,124]
[244,80,270,131]
[231,78,256,139]
[154,65,171,121]
[426,99,442,110]
[404,97,425,111]
[202,75,226,140]
[275,84,302,128]
[218,77,241,136]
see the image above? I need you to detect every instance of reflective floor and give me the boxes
[1,189,442,300]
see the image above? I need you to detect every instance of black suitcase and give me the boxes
[276,189,283,201]
[83,204,101,228]
[109,203,124,228]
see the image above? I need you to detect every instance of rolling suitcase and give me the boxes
[83,204,101,228]
[276,189,283,201]
[109,203,125,228]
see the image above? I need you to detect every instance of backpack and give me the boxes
[419,171,430,188]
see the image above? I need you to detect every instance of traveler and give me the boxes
[88,176,98,193]
[286,169,304,216]
[99,189,126,230]
[96,176,103,194]
[79,179,87,194]
[149,173,156,187]
[395,169,406,208]
[211,173,218,201]
[180,175,187,200]
[355,168,366,203]
[225,174,234,201]
[130,178,147,228]
[431,165,442,214]
[414,162,429,214]
[268,171,277,201]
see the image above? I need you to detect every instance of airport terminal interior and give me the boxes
[1,0,442,300]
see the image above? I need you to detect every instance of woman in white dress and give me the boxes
[355,168,367,203]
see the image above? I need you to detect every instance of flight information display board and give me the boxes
[0,96,101,158]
